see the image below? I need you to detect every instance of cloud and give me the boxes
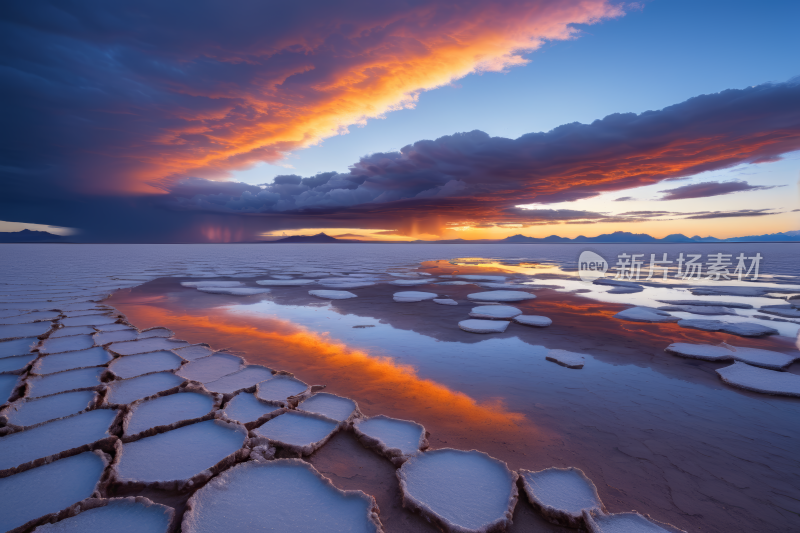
[614,196,635,201]
[658,180,781,200]
[1,0,622,195]
[684,209,778,219]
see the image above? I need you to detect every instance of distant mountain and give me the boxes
[497,230,800,244]
[270,232,356,243]
[692,231,800,242]
[0,229,68,243]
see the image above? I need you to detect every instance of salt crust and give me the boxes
[397,448,518,533]
[677,319,778,337]
[519,467,604,528]
[393,291,438,302]
[181,458,383,533]
[27,368,104,399]
[255,375,311,407]
[0,451,109,533]
[583,510,686,533]
[32,497,175,533]
[546,349,586,369]
[309,289,357,300]
[296,392,360,426]
[104,372,186,406]
[458,319,510,334]
[433,298,458,305]
[111,419,249,492]
[353,415,428,465]
[468,305,522,320]
[514,315,552,327]
[716,362,800,397]
[614,307,678,323]
[1,391,98,430]
[122,385,221,440]
[252,410,339,457]
[665,342,797,370]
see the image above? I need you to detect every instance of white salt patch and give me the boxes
[437,281,475,286]
[0,409,116,471]
[458,319,510,334]
[255,375,309,402]
[204,365,273,394]
[678,319,778,337]
[0,353,36,373]
[0,311,60,324]
[110,351,184,379]
[116,420,245,483]
[4,391,97,427]
[254,411,338,452]
[583,511,684,533]
[222,392,280,424]
[318,280,376,289]
[665,343,733,361]
[50,326,95,338]
[1,374,20,403]
[39,335,95,355]
[197,287,271,296]
[95,323,133,332]
[297,393,357,422]
[27,368,104,398]
[658,305,739,316]
[309,290,357,300]
[109,337,190,355]
[354,415,425,456]
[176,353,243,383]
[614,307,678,323]
[256,279,315,286]
[61,315,117,327]
[514,315,552,327]
[33,498,174,533]
[0,452,105,533]
[657,299,753,309]
[0,321,53,340]
[398,449,517,532]
[138,328,173,339]
[546,349,586,369]
[270,275,295,280]
[0,337,38,357]
[34,347,113,374]
[106,372,185,405]
[173,344,214,361]
[716,362,800,397]
[181,281,243,288]
[469,305,522,320]
[94,329,138,345]
[393,291,438,302]
[467,290,536,302]
[390,279,431,286]
[719,344,798,370]
[181,459,381,533]
[433,299,458,305]
[125,392,215,436]
[520,467,602,527]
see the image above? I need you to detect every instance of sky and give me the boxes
[1,0,799,242]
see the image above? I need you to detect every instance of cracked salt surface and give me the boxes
[458,319,510,333]
[309,289,357,299]
[469,305,522,319]
[138,327,173,339]
[467,290,536,302]
[514,315,552,327]
[33,347,113,374]
[398,449,518,533]
[106,372,185,405]
[716,362,800,397]
[50,326,95,338]
[297,392,358,422]
[1,374,21,403]
[176,353,243,383]
[678,319,778,337]
[353,415,426,464]
[94,328,138,345]
[583,510,686,533]
[256,279,315,286]
[115,420,246,484]
[222,392,281,424]
[546,349,586,369]
[182,458,382,533]
[32,497,174,533]
[254,410,338,455]
[0,452,106,533]
[109,337,190,355]
[614,307,678,323]
[203,365,273,395]
[110,350,185,379]
[519,467,603,527]
[124,392,216,437]
[255,375,309,403]
[0,321,54,340]
[0,353,36,373]
[0,409,116,472]
[0,311,60,324]
[27,367,104,398]
[61,315,117,327]
[173,344,214,361]
[393,291,438,302]
[2,391,97,428]
[0,337,38,357]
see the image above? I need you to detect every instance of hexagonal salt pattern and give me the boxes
[181,459,382,533]
[519,467,604,528]
[105,372,185,405]
[297,393,358,423]
[2,391,97,428]
[397,449,518,533]
[32,498,174,533]
[124,392,216,437]
[253,411,338,456]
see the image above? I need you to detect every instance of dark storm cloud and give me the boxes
[658,180,781,200]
